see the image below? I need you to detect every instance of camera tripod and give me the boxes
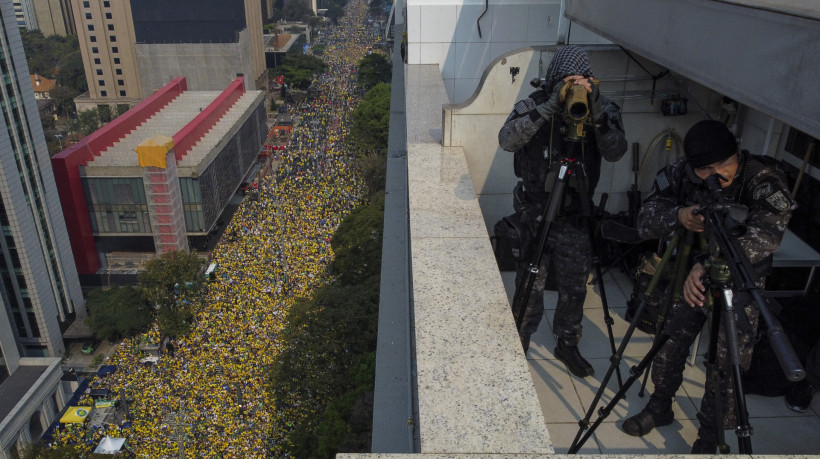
[511,149,623,388]
[567,174,805,454]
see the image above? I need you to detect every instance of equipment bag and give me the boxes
[492,213,531,271]
[624,252,670,335]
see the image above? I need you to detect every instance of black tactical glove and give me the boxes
[534,82,564,120]
[588,78,606,122]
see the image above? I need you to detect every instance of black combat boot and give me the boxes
[622,403,674,437]
[554,339,594,377]
[785,379,814,413]
[690,426,718,454]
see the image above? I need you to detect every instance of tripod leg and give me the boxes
[640,232,693,398]
[698,291,728,454]
[568,333,671,453]
[719,288,754,454]
[588,195,623,388]
[512,167,570,332]
[569,230,684,453]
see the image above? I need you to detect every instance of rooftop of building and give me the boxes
[76,79,262,175]
[362,2,820,456]
[30,74,56,93]
[0,364,50,421]
[263,33,301,52]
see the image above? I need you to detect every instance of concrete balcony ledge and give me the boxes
[391,62,552,454]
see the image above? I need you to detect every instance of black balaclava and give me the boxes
[544,45,593,93]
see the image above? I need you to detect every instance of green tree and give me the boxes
[50,85,79,118]
[138,251,205,340]
[278,54,327,89]
[19,441,86,459]
[67,108,100,137]
[357,53,391,92]
[354,153,387,199]
[329,192,384,285]
[311,44,326,55]
[348,83,391,154]
[269,194,383,457]
[97,104,112,123]
[85,286,153,341]
[56,50,88,93]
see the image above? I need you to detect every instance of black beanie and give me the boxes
[684,120,738,168]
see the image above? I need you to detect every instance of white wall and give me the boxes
[406,0,614,103]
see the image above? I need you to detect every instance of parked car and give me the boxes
[81,340,97,355]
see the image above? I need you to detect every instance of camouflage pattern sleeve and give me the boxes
[737,166,794,264]
[592,97,628,162]
[497,97,545,152]
[636,160,686,240]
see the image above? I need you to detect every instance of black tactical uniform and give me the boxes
[624,147,794,452]
[497,46,627,376]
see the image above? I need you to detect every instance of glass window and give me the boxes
[119,90,126,97]
[117,79,124,86]
[101,90,107,97]
[98,80,105,86]
[83,1,90,7]
[107,24,114,31]
[112,47,119,53]
[103,0,110,6]
[110,35,116,42]
[96,69,103,75]
[90,35,97,42]
[105,12,112,19]
[92,46,98,53]
[87,24,94,31]
[94,58,101,65]
[113,57,120,64]
[85,12,91,19]
[115,68,122,75]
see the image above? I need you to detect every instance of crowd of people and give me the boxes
[50,0,385,456]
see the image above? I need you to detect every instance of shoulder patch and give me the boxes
[655,171,670,193]
[513,99,533,115]
[765,190,791,212]
[753,182,772,201]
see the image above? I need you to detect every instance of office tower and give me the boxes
[0,2,83,455]
[0,0,84,361]
[32,0,76,36]
[71,0,266,111]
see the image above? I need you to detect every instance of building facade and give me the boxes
[11,0,35,29]
[0,2,83,455]
[0,0,83,361]
[71,0,266,112]
[31,0,75,36]
[52,77,266,277]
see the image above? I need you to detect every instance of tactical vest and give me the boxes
[512,90,602,208]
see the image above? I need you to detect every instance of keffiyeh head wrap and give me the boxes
[544,45,593,92]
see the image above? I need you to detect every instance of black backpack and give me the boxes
[492,213,531,271]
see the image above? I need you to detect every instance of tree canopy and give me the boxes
[85,286,153,341]
[268,193,385,457]
[357,53,391,92]
[277,54,328,90]
[20,30,86,94]
[138,251,206,340]
[348,82,391,154]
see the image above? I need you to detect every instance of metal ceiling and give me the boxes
[564,0,820,139]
